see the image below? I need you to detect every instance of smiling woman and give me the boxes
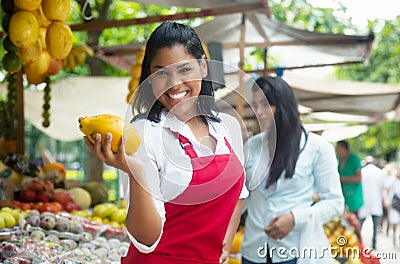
[148,46,207,119]
[83,21,248,264]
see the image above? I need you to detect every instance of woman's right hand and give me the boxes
[83,133,144,179]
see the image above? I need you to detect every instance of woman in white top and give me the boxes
[84,21,248,264]
[383,165,400,245]
[241,76,344,264]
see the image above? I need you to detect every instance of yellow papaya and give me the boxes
[78,114,140,154]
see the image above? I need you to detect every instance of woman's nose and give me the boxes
[167,72,183,88]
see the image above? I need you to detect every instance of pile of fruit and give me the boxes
[12,178,80,213]
[0,206,21,230]
[323,216,361,264]
[0,209,130,263]
[72,201,127,229]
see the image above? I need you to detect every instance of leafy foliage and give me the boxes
[335,16,400,84]
[347,122,400,161]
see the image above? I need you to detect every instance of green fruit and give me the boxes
[1,13,11,32]
[3,35,19,53]
[42,119,50,127]
[1,0,14,13]
[2,52,22,73]
[82,182,109,207]
[68,187,92,209]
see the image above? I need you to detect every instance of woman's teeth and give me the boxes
[168,91,187,100]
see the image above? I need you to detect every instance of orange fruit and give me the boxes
[45,21,72,60]
[8,11,39,49]
[25,51,51,78]
[24,65,46,85]
[47,58,62,76]
[14,0,41,11]
[42,0,70,21]
[21,39,42,63]
[2,52,22,73]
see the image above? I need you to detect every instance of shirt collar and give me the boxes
[151,110,223,142]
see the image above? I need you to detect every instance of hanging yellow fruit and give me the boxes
[38,27,47,50]
[42,0,70,21]
[14,0,42,11]
[24,65,46,85]
[128,78,139,92]
[25,51,52,75]
[21,39,43,63]
[32,6,51,27]
[45,21,73,60]
[130,64,142,79]
[8,11,39,49]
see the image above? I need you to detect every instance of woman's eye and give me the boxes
[180,67,192,74]
[155,70,168,77]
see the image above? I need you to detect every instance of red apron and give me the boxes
[122,134,244,264]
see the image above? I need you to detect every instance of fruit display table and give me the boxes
[0,206,130,263]
[0,152,129,262]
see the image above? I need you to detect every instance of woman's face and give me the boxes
[149,45,207,118]
[252,89,276,131]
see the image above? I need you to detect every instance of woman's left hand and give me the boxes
[220,249,229,264]
[264,212,295,240]
[219,241,229,264]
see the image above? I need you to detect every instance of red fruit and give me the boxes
[43,180,55,195]
[31,202,44,212]
[41,202,56,213]
[19,202,32,211]
[52,190,73,206]
[20,189,37,202]
[64,201,80,213]
[51,201,63,213]
[36,191,50,202]
[28,179,44,192]
[47,58,62,76]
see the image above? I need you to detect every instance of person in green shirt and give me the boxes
[336,140,364,216]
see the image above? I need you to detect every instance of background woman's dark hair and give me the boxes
[252,76,305,188]
[336,140,349,151]
[132,21,219,123]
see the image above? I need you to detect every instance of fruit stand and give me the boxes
[0,149,130,262]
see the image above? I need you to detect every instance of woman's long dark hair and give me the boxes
[132,21,219,123]
[252,76,305,188]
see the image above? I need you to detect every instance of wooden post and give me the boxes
[15,70,24,154]
[236,14,246,118]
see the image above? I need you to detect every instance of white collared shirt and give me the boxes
[120,110,249,253]
[241,131,344,263]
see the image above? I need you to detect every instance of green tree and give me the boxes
[347,122,400,161]
[335,16,400,84]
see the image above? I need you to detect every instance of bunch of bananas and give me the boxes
[62,44,94,72]
[127,46,145,104]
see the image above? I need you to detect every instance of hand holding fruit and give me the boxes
[78,114,141,154]
[84,133,146,188]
